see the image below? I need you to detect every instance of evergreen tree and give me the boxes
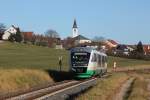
[136,41,144,54]
[8,34,16,42]
[15,28,23,42]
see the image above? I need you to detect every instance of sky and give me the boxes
[0,0,150,44]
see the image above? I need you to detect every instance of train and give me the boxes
[69,47,107,78]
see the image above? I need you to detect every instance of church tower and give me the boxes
[72,19,79,37]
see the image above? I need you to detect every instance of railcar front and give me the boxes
[70,47,93,78]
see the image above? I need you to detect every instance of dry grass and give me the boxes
[0,42,150,96]
[75,73,129,100]
[0,69,53,93]
[127,73,150,100]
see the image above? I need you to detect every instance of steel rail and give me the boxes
[3,68,149,100]
[1,73,111,100]
[3,73,114,100]
[34,78,97,100]
[6,80,79,100]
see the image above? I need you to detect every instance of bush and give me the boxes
[8,34,16,42]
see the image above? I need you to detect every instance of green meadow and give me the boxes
[108,56,150,68]
[0,42,150,93]
[0,42,69,70]
[0,42,150,70]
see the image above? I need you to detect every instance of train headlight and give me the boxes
[72,68,76,71]
[85,64,88,66]
[77,69,83,73]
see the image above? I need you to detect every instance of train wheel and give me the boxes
[104,69,107,75]
[99,74,101,78]
[98,72,102,78]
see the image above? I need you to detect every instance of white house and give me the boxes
[2,25,18,40]
[74,35,92,44]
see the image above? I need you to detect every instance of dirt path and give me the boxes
[113,77,135,100]
[147,79,150,100]
[106,68,150,100]
[0,40,4,43]
[124,73,149,100]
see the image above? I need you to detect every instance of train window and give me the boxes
[97,55,101,67]
[96,54,99,63]
[91,53,97,62]
[103,56,105,63]
[98,55,101,67]
[71,52,90,66]
[101,56,102,67]
[98,55,101,65]
[105,56,107,62]
[102,56,105,67]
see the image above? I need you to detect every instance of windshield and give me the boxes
[71,52,90,66]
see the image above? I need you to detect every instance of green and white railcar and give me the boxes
[70,47,107,78]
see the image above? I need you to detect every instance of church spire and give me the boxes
[73,19,77,28]
[72,19,79,37]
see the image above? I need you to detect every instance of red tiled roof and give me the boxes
[107,39,118,45]
[143,45,150,53]
[22,32,33,39]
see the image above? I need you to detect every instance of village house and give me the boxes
[2,25,18,40]
[143,45,150,55]
[22,32,33,42]
[105,39,118,48]
[74,35,92,44]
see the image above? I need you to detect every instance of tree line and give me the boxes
[0,23,61,47]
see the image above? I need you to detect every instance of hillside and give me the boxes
[0,42,69,70]
[0,42,150,70]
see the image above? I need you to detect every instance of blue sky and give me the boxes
[0,0,150,44]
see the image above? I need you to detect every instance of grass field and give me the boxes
[108,56,150,68]
[0,42,69,71]
[0,42,69,93]
[0,42,150,94]
[1,42,150,70]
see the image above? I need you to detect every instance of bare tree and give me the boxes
[45,29,59,38]
[62,37,75,49]
[93,36,106,42]
[0,23,6,39]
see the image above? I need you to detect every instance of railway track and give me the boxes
[0,80,72,99]
[2,78,97,100]
[1,68,149,100]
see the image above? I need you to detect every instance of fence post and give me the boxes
[113,61,117,71]
[59,56,63,71]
